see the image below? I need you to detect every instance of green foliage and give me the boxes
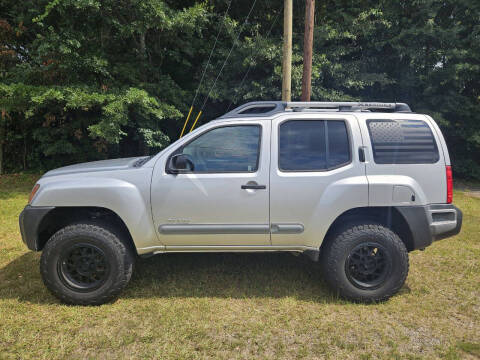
[0,83,179,170]
[0,0,479,178]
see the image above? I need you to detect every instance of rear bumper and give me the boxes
[19,205,55,251]
[395,204,462,251]
[429,204,463,240]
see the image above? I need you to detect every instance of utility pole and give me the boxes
[301,0,315,101]
[282,0,293,102]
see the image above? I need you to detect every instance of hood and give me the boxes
[43,156,151,177]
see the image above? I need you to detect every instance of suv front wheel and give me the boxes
[321,224,409,302]
[40,223,135,305]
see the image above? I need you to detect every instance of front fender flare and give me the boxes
[31,177,160,252]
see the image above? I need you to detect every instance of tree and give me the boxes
[0,0,478,178]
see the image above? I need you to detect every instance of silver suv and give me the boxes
[19,101,462,305]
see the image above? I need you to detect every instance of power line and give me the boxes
[179,0,233,138]
[198,0,259,113]
[225,9,282,113]
[189,0,233,110]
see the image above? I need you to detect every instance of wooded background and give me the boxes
[0,0,479,178]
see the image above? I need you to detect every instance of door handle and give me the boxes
[241,184,266,190]
[358,147,366,162]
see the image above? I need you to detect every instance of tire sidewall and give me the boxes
[41,225,127,304]
[325,225,408,302]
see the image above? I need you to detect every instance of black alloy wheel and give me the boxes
[58,243,110,292]
[345,242,391,290]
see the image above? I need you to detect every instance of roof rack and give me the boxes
[219,101,411,119]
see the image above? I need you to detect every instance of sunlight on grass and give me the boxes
[0,175,479,359]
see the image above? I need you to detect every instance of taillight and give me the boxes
[446,166,453,204]
[28,184,40,204]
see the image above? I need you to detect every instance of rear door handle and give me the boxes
[241,184,266,190]
[358,147,366,162]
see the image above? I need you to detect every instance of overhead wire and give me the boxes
[225,8,282,113]
[195,0,260,121]
[179,0,233,138]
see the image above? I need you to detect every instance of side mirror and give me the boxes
[168,154,194,174]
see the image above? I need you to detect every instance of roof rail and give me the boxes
[219,101,411,119]
[286,102,411,112]
[219,101,287,119]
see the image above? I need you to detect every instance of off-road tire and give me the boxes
[320,224,409,302]
[40,223,135,305]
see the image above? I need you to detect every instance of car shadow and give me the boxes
[0,252,59,304]
[0,251,411,305]
[124,252,336,302]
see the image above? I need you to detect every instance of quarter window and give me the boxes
[367,119,439,164]
[279,120,351,171]
[178,125,261,173]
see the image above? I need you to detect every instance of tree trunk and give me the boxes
[0,140,3,175]
[0,110,5,175]
[139,32,146,59]
[23,132,27,170]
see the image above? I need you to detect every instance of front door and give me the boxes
[151,121,271,247]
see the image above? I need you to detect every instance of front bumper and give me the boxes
[19,205,55,251]
[396,204,462,251]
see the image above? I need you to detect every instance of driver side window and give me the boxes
[177,125,261,173]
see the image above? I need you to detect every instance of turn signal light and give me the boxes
[28,184,40,204]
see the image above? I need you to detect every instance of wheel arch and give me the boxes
[37,207,137,255]
[320,207,416,252]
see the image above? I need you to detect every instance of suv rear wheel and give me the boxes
[40,223,135,305]
[321,224,409,302]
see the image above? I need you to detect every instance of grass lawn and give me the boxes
[0,174,479,359]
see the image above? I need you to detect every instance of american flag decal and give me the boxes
[367,119,439,164]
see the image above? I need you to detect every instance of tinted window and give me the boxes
[327,121,350,168]
[180,125,261,172]
[367,119,439,164]
[279,120,350,171]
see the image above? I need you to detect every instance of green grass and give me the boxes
[0,174,479,359]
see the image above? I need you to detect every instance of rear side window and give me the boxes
[367,119,439,164]
[279,120,351,171]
